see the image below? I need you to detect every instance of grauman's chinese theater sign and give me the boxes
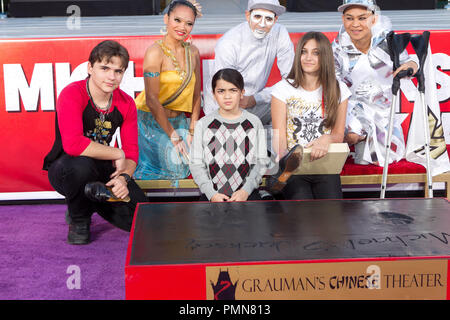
[206,259,448,300]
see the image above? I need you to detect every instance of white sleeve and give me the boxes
[276,26,295,78]
[338,80,351,103]
[270,80,288,103]
[202,59,219,116]
[203,34,239,115]
[213,34,238,72]
[255,25,293,105]
[399,48,419,70]
[254,86,274,106]
[399,48,412,65]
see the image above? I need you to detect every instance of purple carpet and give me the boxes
[0,204,129,300]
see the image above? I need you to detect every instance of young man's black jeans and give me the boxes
[48,154,147,231]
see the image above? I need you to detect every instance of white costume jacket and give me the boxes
[333,15,412,165]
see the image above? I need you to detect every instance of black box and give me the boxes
[9,0,160,17]
[287,0,437,12]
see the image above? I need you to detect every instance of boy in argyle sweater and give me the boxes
[189,69,269,201]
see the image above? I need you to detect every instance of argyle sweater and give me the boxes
[189,110,269,200]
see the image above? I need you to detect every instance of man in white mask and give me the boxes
[204,0,294,127]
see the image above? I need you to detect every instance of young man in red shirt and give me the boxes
[43,40,147,245]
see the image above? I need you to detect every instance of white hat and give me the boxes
[338,0,379,13]
[247,0,286,16]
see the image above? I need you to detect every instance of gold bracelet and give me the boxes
[170,136,183,142]
[189,128,195,136]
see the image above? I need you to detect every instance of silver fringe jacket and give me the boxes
[332,15,411,166]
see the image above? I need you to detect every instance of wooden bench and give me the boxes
[136,159,450,199]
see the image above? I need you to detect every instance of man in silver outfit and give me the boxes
[203,0,294,127]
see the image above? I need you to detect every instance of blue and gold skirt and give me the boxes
[134,110,190,180]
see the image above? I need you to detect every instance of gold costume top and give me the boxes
[135,40,195,114]
[158,70,195,113]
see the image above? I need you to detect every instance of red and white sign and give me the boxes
[0,32,449,199]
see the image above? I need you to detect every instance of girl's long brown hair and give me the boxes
[287,31,341,129]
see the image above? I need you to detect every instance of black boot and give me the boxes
[67,221,90,245]
[267,145,303,194]
[65,209,71,225]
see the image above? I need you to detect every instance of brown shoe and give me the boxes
[267,145,303,194]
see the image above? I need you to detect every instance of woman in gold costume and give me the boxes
[134,0,201,180]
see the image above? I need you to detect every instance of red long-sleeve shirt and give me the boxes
[43,79,139,169]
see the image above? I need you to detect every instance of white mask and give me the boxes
[250,9,276,39]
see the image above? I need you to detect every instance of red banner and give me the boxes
[0,31,449,197]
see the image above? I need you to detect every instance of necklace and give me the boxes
[158,40,187,81]
[86,79,113,124]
